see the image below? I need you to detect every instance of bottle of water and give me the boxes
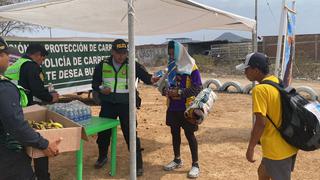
[86,107,91,120]
[81,107,84,120]
[80,106,86,121]
[78,107,84,122]
[85,107,91,120]
[65,109,70,120]
[74,107,79,122]
[70,109,76,121]
[89,107,92,119]
[59,108,63,115]
[77,107,81,121]
[47,100,92,123]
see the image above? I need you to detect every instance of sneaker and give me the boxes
[163,159,183,171]
[187,166,200,178]
[94,156,108,169]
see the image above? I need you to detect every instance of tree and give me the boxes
[0,0,45,36]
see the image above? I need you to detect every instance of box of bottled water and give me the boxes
[47,100,92,122]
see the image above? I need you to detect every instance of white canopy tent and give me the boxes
[0,0,255,35]
[0,1,255,179]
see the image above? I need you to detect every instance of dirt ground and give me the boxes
[48,76,320,180]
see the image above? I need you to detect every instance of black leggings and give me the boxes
[171,125,198,163]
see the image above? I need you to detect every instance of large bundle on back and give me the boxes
[184,88,218,125]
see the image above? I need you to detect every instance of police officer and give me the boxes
[0,37,61,180]
[92,39,159,176]
[5,43,59,105]
[5,44,59,180]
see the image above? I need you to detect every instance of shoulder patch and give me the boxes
[39,73,44,81]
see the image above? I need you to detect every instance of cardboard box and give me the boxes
[23,105,83,158]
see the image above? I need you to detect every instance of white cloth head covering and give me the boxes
[172,41,195,75]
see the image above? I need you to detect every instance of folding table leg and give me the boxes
[110,126,117,176]
[76,140,84,180]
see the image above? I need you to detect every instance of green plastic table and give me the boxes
[76,116,120,180]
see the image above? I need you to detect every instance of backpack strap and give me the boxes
[266,114,279,131]
[260,79,283,131]
[261,79,284,91]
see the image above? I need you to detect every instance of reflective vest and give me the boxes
[4,58,32,82]
[4,58,32,106]
[102,62,129,93]
[0,75,28,107]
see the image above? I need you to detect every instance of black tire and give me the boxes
[296,86,319,101]
[203,79,222,91]
[220,81,243,93]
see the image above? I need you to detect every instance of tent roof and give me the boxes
[0,0,255,36]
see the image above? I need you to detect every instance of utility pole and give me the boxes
[253,0,258,52]
[251,0,258,52]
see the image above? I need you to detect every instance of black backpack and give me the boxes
[262,80,320,151]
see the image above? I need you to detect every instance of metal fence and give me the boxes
[261,34,320,80]
[209,42,252,62]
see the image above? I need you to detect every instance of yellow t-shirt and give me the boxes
[252,75,298,160]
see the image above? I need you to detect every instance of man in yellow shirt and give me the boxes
[236,52,298,180]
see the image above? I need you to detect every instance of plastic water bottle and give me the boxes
[73,107,79,122]
[85,108,89,120]
[70,109,76,121]
[65,109,70,120]
[87,107,91,119]
[78,108,83,121]
[80,107,84,121]
[47,100,92,123]
[83,107,88,120]
[154,70,164,78]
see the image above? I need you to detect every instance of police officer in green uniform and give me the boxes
[5,44,59,105]
[0,37,61,180]
[92,39,159,176]
[5,44,59,180]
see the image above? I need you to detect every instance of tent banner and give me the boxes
[282,11,296,87]
[7,40,111,89]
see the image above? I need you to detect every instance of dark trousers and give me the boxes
[166,111,198,163]
[34,157,50,180]
[0,147,35,180]
[96,102,143,169]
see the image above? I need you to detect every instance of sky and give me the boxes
[13,0,320,45]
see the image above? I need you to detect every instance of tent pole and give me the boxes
[274,0,287,78]
[251,0,258,127]
[128,0,136,179]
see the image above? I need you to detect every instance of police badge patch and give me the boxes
[39,73,44,81]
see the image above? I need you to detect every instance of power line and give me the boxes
[265,0,278,23]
